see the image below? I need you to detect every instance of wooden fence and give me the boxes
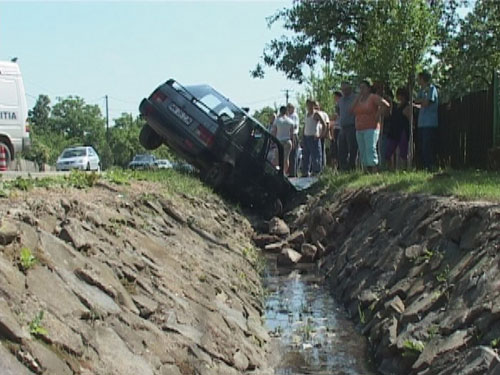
[436,88,494,169]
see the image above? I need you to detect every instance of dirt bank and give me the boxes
[0,180,271,375]
[286,188,500,375]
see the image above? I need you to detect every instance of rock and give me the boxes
[264,242,285,254]
[442,346,500,375]
[132,294,158,318]
[310,225,327,244]
[404,244,426,260]
[287,231,305,250]
[0,298,29,343]
[384,295,405,315]
[0,343,33,375]
[277,248,302,267]
[58,219,91,251]
[0,220,18,245]
[300,243,318,263]
[412,330,470,371]
[28,340,73,375]
[233,350,249,371]
[253,234,281,249]
[269,217,290,237]
[94,326,154,375]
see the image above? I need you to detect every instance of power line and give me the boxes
[281,89,293,106]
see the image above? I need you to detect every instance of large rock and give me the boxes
[286,231,305,251]
[0,343,32,375]
[268,217,290,238]
[264,242,286,254]
[0,220,18,245]
[300,243,318,263]
[253,233,281,249]
[0,298,29,343]
[277,248,302,267]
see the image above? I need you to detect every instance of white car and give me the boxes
[56,146,101,172]
[156,159,173,169]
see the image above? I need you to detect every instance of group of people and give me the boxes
[268,71,439,176]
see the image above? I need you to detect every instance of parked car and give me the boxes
[138,79,296,211]
[156,159,173,169]
[128,154,157,170]
[56,146,100,172]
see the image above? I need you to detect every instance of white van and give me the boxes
[0,61,30,163]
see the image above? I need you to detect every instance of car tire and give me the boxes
[203,163,229,189]
[86,162,91,171]
[140,125,163,150]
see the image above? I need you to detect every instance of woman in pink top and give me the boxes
[351,80,390,171]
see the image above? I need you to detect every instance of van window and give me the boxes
[0,79,18,106]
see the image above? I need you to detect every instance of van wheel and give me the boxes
[0,141,12,165]
[140,125,163,150]
[203,163,229,188]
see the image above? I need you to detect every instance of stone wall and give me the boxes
[290,189,500,375]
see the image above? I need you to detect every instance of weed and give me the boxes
[66,170,100,189]
[29,311,48,337]
[19,247,37,272]
[491,338,500,349]
[415,249,435,263]
[358,303,366,324]
[436,264,451,283]
[427,325,439,339]
[402,340,425,357]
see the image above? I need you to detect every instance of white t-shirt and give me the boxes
[288,112,300,135]
[304,112,321,137]
[273,116,294,142]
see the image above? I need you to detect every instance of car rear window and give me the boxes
[62,149,86,158]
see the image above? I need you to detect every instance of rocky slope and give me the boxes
[0,180,271,375]
[285,188,500,375]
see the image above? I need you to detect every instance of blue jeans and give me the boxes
[301,135,321,176]
[338,126,358,171]
[356,129,380,167]
[418,127,437,170]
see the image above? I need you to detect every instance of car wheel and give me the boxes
[86,162,91,171]
[140,125,163,150]
[203,163,229,189]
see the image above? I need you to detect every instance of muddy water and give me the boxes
[263,258,378,375]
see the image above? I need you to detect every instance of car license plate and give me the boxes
[168,103,193,126]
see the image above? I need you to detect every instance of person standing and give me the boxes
[385,87,411,168]
[287,103,300,177]
[329,91,342,169]
[351,80,390,172]
[301,99,327,177]
[314,102,330,170]
[414,71,438,170]
[273,106,295,175]
[337,82,358,171]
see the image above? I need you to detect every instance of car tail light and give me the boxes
[196,125,215,147]
[151,90,167,103]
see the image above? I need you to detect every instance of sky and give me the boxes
[0,1,302,122]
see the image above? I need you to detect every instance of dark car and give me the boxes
[138,79,296,210]
[128,154,157,170]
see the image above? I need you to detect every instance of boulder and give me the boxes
[0,220,18,245]
[300,243,318,263]
[268,217,290,238]
[253,234,281,249]
[264,242,285,254]
[384,296,405,315]
[277,248,302,267]
[287,231,305,250]
[310,225,327,244]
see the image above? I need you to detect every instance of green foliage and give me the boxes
[19,247,37,271]
[403,339,425,357]
[29,311,48,336]
[491,338,500,349]
[66,170,100,189]
[436,264,451,283]
[358,303,366,324]
[320,169,500,202]
[252,106,276,128]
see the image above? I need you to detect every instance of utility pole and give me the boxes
[282,89,293,106]
[105,95,109,140]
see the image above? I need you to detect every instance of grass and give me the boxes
[19,247,37,272]
[319,169,500,202]
[29,310,48,337]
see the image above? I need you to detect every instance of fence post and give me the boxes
[494,70,500,148]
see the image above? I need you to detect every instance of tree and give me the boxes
[28,94,51,133]
[252,106,276,128]
[436,0,500,100]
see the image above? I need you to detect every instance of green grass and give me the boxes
[319,169,500,202]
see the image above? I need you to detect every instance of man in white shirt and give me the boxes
[301,99,327,176]
[272,106,294,175]
[286,103,300,177]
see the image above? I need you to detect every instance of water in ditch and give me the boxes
[263,257,378,375]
